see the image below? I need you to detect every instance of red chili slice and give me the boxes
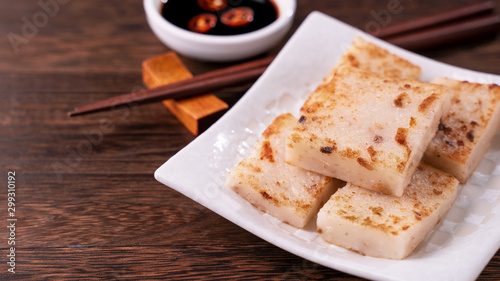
[221,7,254,27]
[188,13,217,33]
[197,0,227,11]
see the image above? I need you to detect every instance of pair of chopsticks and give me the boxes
[69,1,500,117]
[374,0,500,50]
[69,55,274,116]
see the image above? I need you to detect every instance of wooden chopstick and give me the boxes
[386,14,500,51]
[69,1,499,117]
[373,0,495,39]
[68,55,274,116]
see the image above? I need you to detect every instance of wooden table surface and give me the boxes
[1,0,499,279]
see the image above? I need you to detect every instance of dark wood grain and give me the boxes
[0,0,499,280]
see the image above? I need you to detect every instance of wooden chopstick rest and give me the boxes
[142,52,228,136]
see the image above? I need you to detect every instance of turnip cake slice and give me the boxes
[323,36,421,83]
[424,77,500,183]
[225,113,343,228]
[317,163,459,260]
[286,67,449,197]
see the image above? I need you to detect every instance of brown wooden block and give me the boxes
[142,52,228,135]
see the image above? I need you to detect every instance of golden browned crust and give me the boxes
[331,163,458,235]
[332,36,421,81]
[259,141,275,163]
[418,93,439,113]
[292,67,444,175]
[428,77,500,164]
[227,113,337,224]
[262,113,293,138]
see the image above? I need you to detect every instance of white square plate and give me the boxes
[155,12,500,281]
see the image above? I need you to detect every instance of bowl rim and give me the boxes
[143,0,297,45]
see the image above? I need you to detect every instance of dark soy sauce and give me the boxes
[161,0,278,36]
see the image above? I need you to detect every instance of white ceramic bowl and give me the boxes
[143,0,296,62]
